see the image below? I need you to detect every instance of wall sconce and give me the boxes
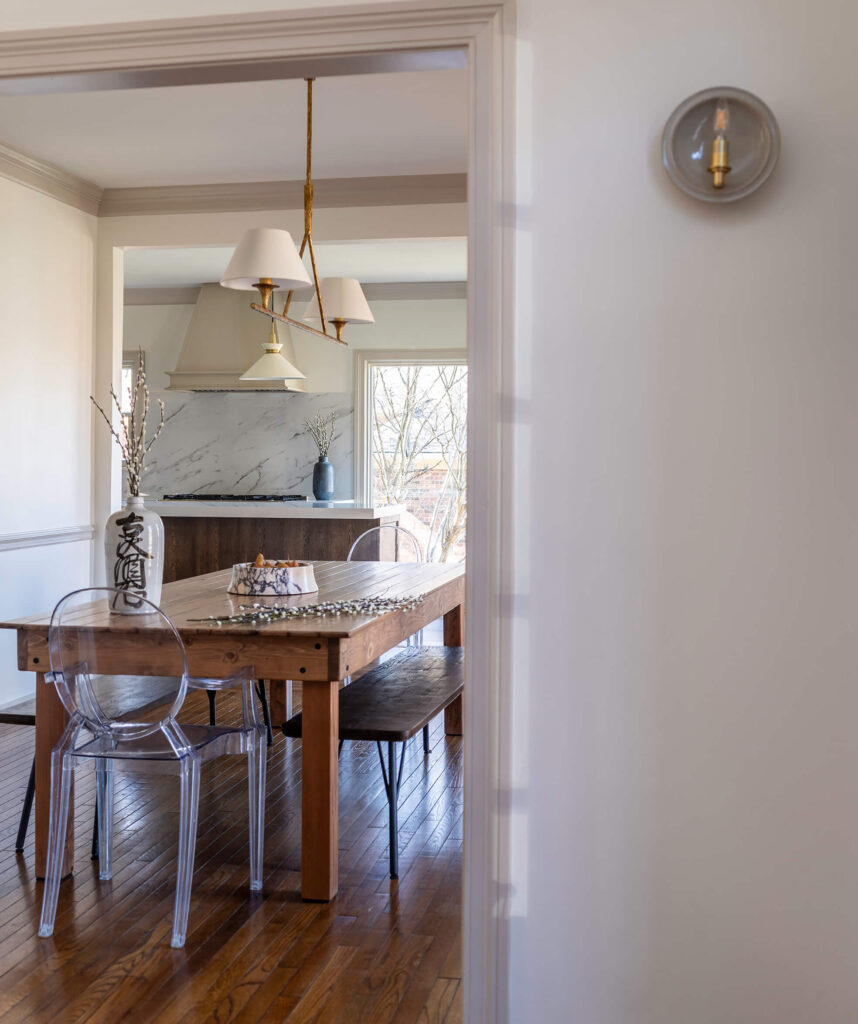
[662,87,780,203]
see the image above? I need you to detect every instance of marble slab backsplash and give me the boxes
[139,391,354,499]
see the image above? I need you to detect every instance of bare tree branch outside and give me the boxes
[371,363,467,563]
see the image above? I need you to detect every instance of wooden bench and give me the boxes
[282,646,464,879]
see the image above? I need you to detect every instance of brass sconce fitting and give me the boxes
[708,99,731,189]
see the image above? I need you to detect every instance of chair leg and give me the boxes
[247,734,267,891]
[95,759,115,878]
[38,751,74,938]
[376,740,407,880]
[91,801,99,861]
[16,758,36,852]
[255,680,274,747]
[207,689,217,725]
[172,755,201,949]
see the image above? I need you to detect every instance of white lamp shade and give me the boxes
[221,227,312,291]
[302,277,374,324]
[240,323,306,381]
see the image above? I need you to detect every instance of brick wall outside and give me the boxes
[373,454,466,563]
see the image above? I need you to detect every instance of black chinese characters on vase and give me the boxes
[104,495,165,614]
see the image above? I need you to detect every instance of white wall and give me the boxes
[508,1,858,1022]
[0,177,96,702]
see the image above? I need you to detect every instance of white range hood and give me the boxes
[166,283,307,392]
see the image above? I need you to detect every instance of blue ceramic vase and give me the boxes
[312,456,334,500]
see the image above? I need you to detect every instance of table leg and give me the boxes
[267,679,293,726]
[35,672,73,879]
[301,679,339,900]
[443,604,464,736]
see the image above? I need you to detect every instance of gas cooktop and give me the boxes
[162,494,308,502]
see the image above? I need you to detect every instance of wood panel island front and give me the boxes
[144,500,404,583]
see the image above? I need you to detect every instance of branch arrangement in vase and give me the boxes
[304,412,336,457]
[91,350,165,497]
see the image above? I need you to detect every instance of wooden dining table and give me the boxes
[0,559,465,901]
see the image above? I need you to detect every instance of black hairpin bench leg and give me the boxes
[377,740,408,879]
[16,756,100,859]
[423,724,430,755]
[15,758,35,852]
[255,680,273,747]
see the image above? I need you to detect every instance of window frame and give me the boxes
[120,351,145,455]
[353,348,468,508]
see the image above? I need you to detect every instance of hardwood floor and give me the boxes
[0,688,463,1023]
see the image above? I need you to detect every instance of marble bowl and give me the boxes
[227,561,318,597]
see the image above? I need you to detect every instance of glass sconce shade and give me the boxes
[662,87,780,203]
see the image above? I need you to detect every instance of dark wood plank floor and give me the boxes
[0,688,463,1023]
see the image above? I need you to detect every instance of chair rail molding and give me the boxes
[0,4,516,1021]
[0,525,95,553]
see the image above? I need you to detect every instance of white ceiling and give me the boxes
[0,70,467,188]
[123,238,468,289]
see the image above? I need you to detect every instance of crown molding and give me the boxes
[124,286,201,305]
[123,281,466,306]
[100,173,466,217]
[0,139,101,215]
[362,281,466,300]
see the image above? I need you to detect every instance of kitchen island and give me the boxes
[146,500,404,582]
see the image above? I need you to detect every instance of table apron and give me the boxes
[18,631,330,681]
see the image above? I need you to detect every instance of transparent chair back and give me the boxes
[48,587,189,749]
[347,524,423,563]
[39,586,266,949]
[346,525,428,747]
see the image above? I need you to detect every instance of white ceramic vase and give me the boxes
[104,495,164,614]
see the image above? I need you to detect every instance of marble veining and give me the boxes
[140,391,354,499]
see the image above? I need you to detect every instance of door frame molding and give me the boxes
[0,5,515,1019]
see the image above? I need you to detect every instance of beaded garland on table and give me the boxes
[192,593,425,627]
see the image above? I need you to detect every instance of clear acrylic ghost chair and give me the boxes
[346,525,431,752]
[38,587,267,949]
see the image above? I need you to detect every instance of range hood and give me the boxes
[166,283,307,392]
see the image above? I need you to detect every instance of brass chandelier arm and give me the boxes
[251,303,347,347]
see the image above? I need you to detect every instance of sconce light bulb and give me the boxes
[708,97,732,189]
[712,98,730,136]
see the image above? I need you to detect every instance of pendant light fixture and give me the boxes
[240,321,306,384]
[220,77,374,377]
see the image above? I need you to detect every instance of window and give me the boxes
[120,352,143,453]
[355,350,467,563]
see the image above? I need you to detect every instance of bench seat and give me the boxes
[281,646,464,878]
[282,646,464,742]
